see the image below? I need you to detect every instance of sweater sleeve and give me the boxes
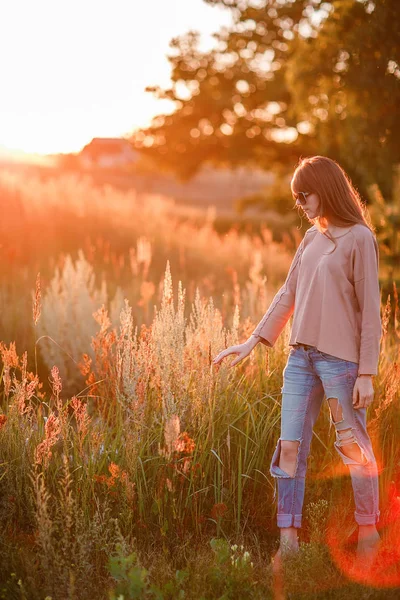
[352,231,382,376]
[251,235,306,347]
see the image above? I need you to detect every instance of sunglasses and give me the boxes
[292,191,311,206]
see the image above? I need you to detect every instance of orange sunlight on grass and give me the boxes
[0,168,399,597]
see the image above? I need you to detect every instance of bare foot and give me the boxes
[355,527,381,570]
[272,538,300,566]
[271,526,300,582]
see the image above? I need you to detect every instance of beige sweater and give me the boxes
[251,223,382,376]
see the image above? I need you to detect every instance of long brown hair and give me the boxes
[291,156,375,251]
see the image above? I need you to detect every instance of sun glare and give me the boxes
[0,0,232,155]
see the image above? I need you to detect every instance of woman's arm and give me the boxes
[250,235,307,347]
[352,230,382,376]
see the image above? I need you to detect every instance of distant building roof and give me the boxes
[78,137,140,169]
[80,137,136,156]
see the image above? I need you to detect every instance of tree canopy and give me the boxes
[130,0,400,206]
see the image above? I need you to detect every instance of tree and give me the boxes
[286,0,400,201]
[130,0,400,208]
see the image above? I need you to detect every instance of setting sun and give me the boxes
[0,0,232,155]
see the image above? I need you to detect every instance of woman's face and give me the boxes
[295,192,320,219]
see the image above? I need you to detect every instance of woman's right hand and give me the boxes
[212,336,260,368]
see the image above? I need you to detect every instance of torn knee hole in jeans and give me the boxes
[335,429,369,465]
[274,438,301,478]
[327,397,369,465]
[328,397,345,425]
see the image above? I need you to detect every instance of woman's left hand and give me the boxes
[353,375,374,409]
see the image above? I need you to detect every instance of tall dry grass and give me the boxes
[0,168,293,389]
[0,168,399,598]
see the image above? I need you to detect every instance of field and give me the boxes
[0,166,399,599]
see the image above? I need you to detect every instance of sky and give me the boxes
[0,0,233,155]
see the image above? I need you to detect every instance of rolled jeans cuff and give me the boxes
[277,513,302,528]
[355,510,380,525]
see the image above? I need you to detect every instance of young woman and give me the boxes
[212,155,382,568]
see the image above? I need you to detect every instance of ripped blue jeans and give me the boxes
[271,343,380,528]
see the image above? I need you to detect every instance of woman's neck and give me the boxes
[325,223,353,235]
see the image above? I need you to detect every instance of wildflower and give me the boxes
[35,413,61,468]
[136,379,146,405]
[77,353,92,377]
[27,370,44,399]
[11,355,39,418]
[211,502,228,520]
[93,474,108,484]
[32,272,41,325]
[93,304,111,334]
[120,470,136,504]
[93,463,135,505]
[163,414,180,457]
[50,365,62,397]
[0,341,19,397]
[0,414,7,429]
[174,431,195,454]
[86,371,97,391]
[182,456,192,474]
[71,396,91,454]
[71,396,90,434]
[108,462,120,479]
